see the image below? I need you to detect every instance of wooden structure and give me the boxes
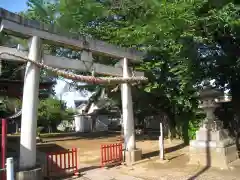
[0,8,145,179]
[0,79,54,98]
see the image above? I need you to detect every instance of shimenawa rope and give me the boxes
[0,52,148,85]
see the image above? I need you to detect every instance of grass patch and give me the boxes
[7,132,77,138]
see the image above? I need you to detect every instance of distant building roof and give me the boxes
[74,100,88,108]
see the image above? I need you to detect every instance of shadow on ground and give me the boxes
[79,165,100,172]
[136,131,160,141]
[37,143,67,152]
[142,142,186,159]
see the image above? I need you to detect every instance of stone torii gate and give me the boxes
[0,8,146,179]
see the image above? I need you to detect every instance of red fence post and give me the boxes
[1,118,7,180]
[119,143,123,161]
[59,153,62,169]
[71,149,74,173]
[110,144,112,162]
[74,148,78,175]
[101,145,103,167]
[68,150,70,169]
[46,154,49,177]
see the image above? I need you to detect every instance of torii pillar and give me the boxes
[17,36,42,180]
[121,58,142,165]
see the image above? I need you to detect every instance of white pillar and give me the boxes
[121,58,136,151]
[6,157,14,180]
[19,36,41,169]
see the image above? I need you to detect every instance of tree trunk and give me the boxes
[48,125,52,134]
[230,81,240,136]
[181,113,190,144]
[15,122,19,133]
[91,116,97,132]
[165,109,176,142]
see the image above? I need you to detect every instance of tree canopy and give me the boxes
[37,97,73,132]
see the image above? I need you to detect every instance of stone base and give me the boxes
[16,167,42,180]
[189,128,239,169]
[196,128,231,142]
[189,140,238,169]
[124,149,142,165]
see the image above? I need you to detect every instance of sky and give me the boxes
[0,0,28,12]
[0,0,88,108]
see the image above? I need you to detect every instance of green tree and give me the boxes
[38,97,67,133]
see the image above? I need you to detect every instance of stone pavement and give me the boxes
[66,167,144,180]
[65,164,240,180]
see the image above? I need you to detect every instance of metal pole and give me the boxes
[159,122,164,160]
[1,118,7,180]
[6,157,14,180]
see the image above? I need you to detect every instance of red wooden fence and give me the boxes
[101,143,123,167]
[46,148,78,177]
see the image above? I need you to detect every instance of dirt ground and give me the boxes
[35,132,240,179]
[37,132,185,165]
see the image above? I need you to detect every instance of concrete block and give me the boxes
[124,149,142,165]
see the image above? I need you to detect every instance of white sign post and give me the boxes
[159,122,164,160]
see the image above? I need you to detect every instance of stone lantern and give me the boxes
[198,83,223,131]
[189,82,238,169]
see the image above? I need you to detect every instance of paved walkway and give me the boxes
[65,164,240,180]
[65,167,144,180]
[78,170,144,180]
